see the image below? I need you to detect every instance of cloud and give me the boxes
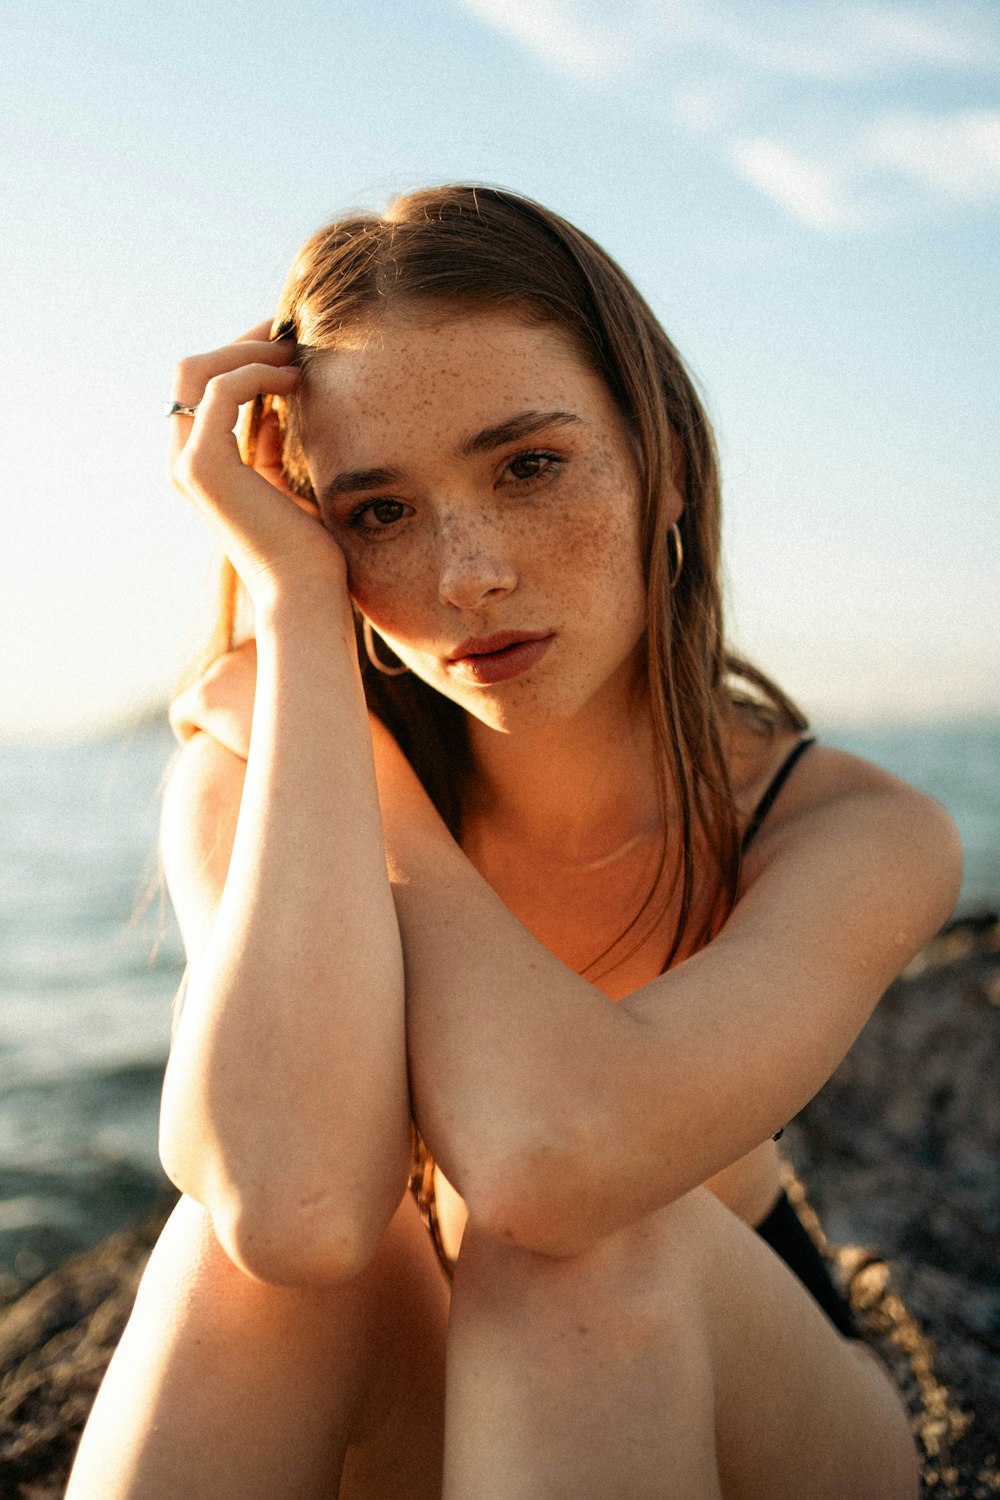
[453,0,640,81]
[854,4,998,69]
[863,109,1000,199]
[729,108,1000,232]
[453,0,1000,84]
[729,139,859,232]
[695,2,1000,81]
[452,0,1000,230]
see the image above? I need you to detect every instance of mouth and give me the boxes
[446,631,555,685]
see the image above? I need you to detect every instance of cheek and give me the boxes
[341,542,428,628]
[541,471,645,617]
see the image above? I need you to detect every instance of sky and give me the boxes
[3,0,998,740]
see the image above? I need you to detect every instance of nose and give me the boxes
[436,512,518,611]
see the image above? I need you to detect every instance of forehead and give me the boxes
[298,309,615,447]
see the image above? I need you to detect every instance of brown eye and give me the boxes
[504,451,562,485]
[350,498,411,532]
[370,500,405,525]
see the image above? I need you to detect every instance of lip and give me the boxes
[446,630,554,685]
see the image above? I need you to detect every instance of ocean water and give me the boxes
[1,716,998,1294]
[0,725,184,1297]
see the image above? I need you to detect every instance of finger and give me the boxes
[168,341,299,451]
[175,363,300,477]
[172,339,297,399]
[170,361,299,465]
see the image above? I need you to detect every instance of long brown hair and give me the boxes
[191,184,806,970]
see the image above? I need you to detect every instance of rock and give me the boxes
[781,914,1000,1498]
[1,918,997,1497]
[0,1197,177,1498]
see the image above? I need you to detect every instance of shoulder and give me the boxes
[729,718,959,867]
[162,644,259,961]
[163,640,258,893]
[168,639,258,760]
[739,734,959,865]
[730,733,962,973]
[167,638,392,766]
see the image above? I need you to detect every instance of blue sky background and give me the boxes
[3,0,998,740]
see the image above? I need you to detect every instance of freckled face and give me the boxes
[300,310,654,733]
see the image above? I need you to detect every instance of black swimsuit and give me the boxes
[410,734,860,1341]
[741,737,860,1339]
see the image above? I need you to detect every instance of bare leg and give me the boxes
[444,1188,919,1500]
[444,1204,721,1499]
[67,1192,448,1500]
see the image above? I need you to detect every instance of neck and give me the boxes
[462,683,663,868]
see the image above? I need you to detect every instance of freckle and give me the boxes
[577,1323,590,1336]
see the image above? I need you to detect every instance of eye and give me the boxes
[347,497,412,533]
[502,450,563,486]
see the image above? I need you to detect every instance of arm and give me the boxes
[158,334,410,1286]
[374,732,962,1257]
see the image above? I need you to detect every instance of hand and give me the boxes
[169,322,348,608]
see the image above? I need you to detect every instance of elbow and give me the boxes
[473,1194,605,1261]
[218,1200,390,1287]
[201,1180,401,1287]
[462,1111,677,1259]
[159,1134,404,1288]
[474,1205,592,1261]
[464,1138,603,1260]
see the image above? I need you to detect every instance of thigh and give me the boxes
[67,1190,449,1500]
[684,1189,919,1500]
[444,1188,917,1500]
[445,1218,722,1499]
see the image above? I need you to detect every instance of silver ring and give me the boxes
[164,400,199,418]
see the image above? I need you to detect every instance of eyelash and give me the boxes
[502,449,564,486]
[344,449,565,536]
[345,497,410,534]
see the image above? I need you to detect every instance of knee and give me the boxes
[455,1201,703,1351]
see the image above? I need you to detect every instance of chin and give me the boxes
[445,681,600,738]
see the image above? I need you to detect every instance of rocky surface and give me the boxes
[1,917,997,1498]
[0,1200,175,1498]
[783,914,1000,1497]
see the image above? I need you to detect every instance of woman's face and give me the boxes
[300,308,669,734]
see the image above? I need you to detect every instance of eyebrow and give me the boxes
[320,409,581,505]
[322,465,404,499]
[458,408,581,457]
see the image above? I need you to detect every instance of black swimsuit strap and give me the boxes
[741,736,817,853]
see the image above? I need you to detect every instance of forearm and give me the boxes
[161,585,410,1279]
[379,747,654,1253]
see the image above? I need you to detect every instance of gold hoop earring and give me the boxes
[667,522,684,590]
[362,618,409,676]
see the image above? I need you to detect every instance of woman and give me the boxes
[68,186,958,1498]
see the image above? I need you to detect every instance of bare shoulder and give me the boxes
[742,736,960,868]
[731,733,963,982]
[168,638,258,759]
[163,642,258,960]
